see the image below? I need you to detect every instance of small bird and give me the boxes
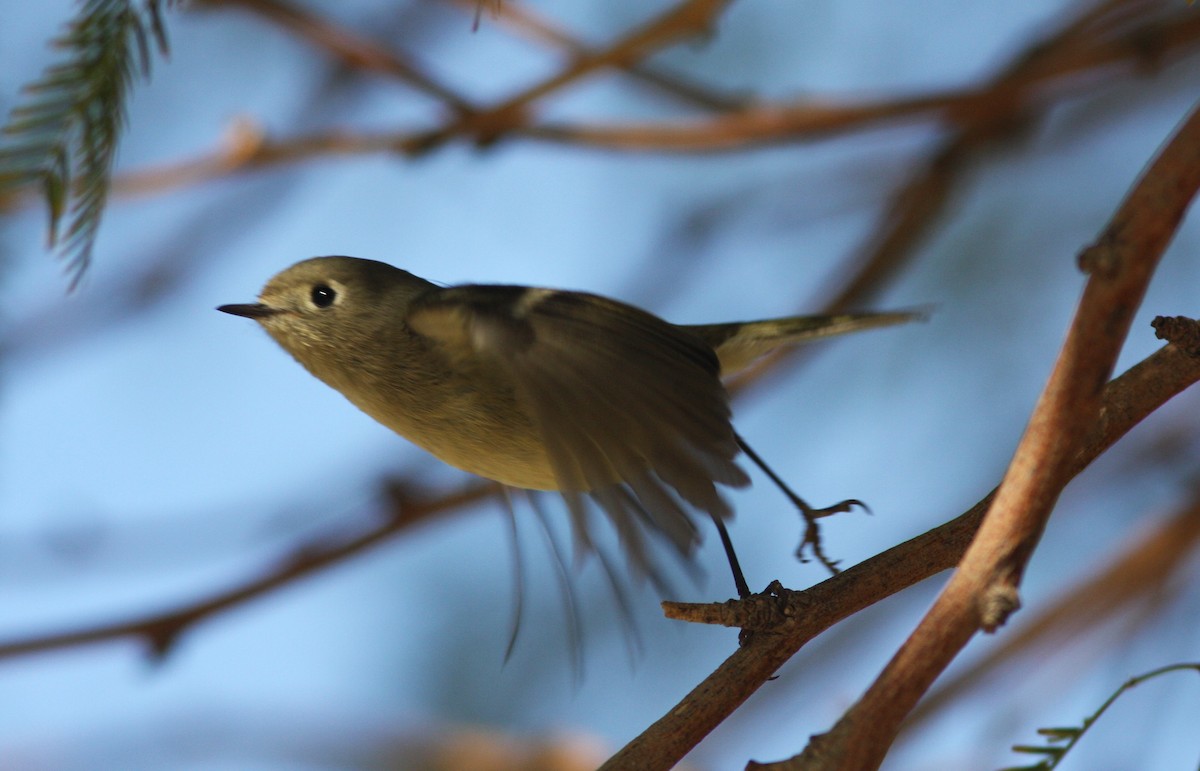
[219,256,917,596]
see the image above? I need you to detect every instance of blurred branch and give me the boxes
[13,93,962,202]
[772,96,1200,771]
[3,1,1193,212]
[440,0,750,111]
[68,101,936,198]
[204,0,748,117]
[612,344,1200,769]
[109,120,406,196]
[529,2,1200,151]
[0,480,494,661]
[402,0,737,152]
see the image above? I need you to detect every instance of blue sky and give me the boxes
[2,1,1199,769]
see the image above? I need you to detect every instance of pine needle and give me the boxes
[0,0,179,287]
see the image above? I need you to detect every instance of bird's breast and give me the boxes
[333,359,561,491]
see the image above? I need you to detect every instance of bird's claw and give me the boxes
[802,497,870,520]
[793,497,871,576]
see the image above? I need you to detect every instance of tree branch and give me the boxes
[441,0,750,111]
[901,493,1200,736]
[603,342,1200,770]
[403,0,738,152]
[772,97,1200,771]
[516,7,1200,152]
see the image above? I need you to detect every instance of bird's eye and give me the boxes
[311,284,337,308]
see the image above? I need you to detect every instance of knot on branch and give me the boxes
[662,580,806,631]
[979,584,1021,632]
[142,617,190,662]
[1076,234,1122,277]
[1152,315,1200,356]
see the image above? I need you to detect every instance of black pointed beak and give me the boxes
[217,303,281,319]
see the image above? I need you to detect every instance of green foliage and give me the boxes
[1001,663,1200,770]
[0,0,179,286]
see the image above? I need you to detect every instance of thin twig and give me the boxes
[193,0,477,112]
[440,0,749,111]
[402,0,737,152]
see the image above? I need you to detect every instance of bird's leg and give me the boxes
[708,513,750,598]
[735,433,867,577]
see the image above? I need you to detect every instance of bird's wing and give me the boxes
[407,284,749,565]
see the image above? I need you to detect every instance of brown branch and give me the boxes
[525,92,965,152]
[441,0,750,111]
[186,0,749,119]
[0,481,495,661]
[96,91,968,199]
[402,0,737,152]
[524,5,1200,153]
[107,122,411,199]
[602,342,1200,771]
[1,89,961,204]
[768,99,1200,771]
[901,493,1200,735]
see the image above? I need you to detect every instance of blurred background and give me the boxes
[1,1,1199,769]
